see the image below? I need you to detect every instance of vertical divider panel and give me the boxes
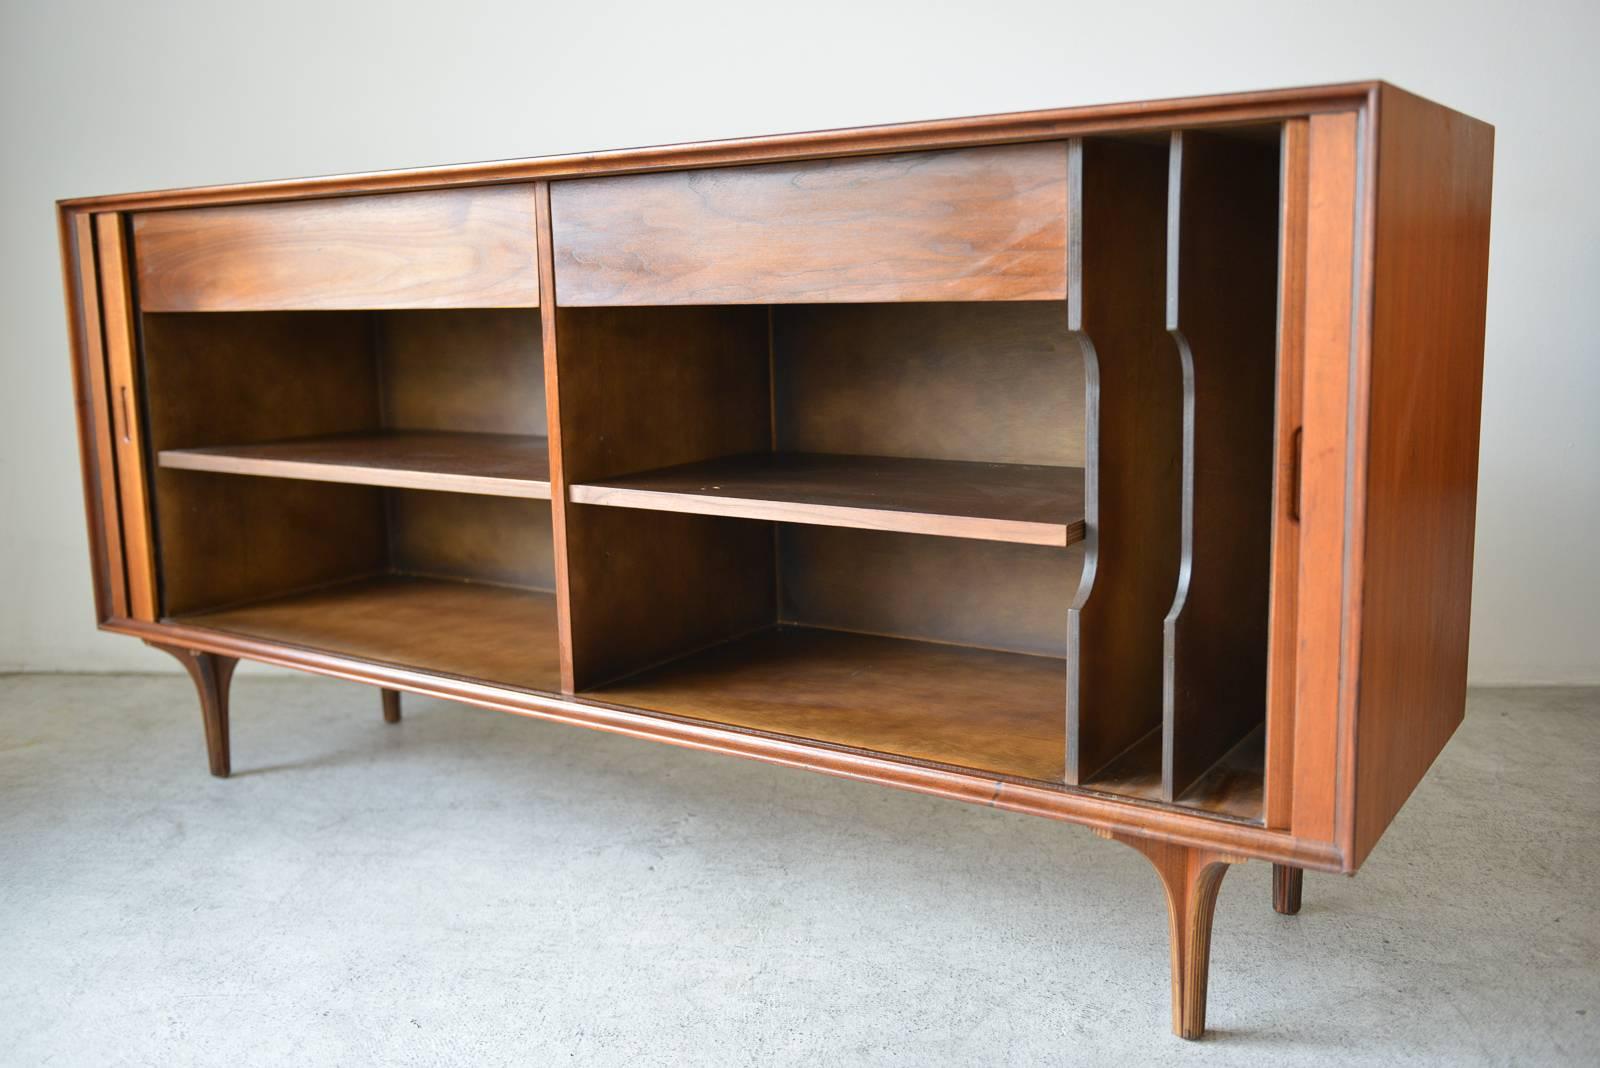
[1161,131,1282,801]
[1265,120,1311,828]
[545,176,775,691]
[534,181,578,693]
[1065,138,1181,785]
[95,213,158,621]
[65,212,128,620]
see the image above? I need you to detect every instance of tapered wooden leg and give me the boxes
[147,642,237,778]
[1103,831,1240,1039]
[1272,864,1303,915]
[381,689,402,724]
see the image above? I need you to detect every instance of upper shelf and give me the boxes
[569,451,1085,546]
[158,430,551,499]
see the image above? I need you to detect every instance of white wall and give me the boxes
[1,0,1595,682]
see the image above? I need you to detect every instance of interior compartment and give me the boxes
[553,126,1285,817]
[137,308,560,691]
[594,520,1078,781]
[554,300,1084,781]
[1161,128,1282,801]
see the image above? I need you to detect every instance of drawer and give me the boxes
[551,142,1068,305]
[132,186,540,311]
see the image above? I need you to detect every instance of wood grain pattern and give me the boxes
[159,431,551,499]
[778,526,1081,658]
[1066,138,1182,785]
[571,452,1084,546]
[595,625,1066,782]
[772,301,1086,467]
[1162,129,1281,800]
[1264,119,1310,830]
[178,576,562,692]
[1350,86,1493,867]
[147,642,237,778]
[66,212,127,619]
[132,186,539,311]
[1290,112,1361,850]
[551,143,1068,305]
[1107,832,1239,1039]
[95,213,158,620]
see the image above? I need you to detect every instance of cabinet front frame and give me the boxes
[58,84,1381,872]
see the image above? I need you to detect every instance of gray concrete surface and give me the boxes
[0,675,1595,1066]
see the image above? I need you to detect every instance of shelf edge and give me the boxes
[158,448,553,500]
[569,482,1080,546]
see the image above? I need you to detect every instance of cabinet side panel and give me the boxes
[1351,88,1493,867]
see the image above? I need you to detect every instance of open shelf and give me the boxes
[570,452,1084,546]
[593,624,1067,782]
[159,430,551,499]
[175,575,562,692]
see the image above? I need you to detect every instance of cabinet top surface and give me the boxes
[59,81,1412,213]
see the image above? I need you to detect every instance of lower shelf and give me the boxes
[593,625,1068,782]
[170,580,1259,818]
[173,576,562,693]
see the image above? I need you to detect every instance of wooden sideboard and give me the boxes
[56,81,1492,1039]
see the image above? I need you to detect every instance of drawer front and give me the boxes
[551,143,1069,305]
[133,186,539,311]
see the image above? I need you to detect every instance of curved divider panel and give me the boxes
[1162,129,1282,801]
[1065,137,1182,786]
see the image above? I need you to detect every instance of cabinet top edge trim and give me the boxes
[59,82,1394,214]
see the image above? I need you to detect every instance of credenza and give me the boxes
[56,81,1493,1039]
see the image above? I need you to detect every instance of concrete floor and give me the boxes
[0,675,1595,1066]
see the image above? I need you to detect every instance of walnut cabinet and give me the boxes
[56,82,1493,1039]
